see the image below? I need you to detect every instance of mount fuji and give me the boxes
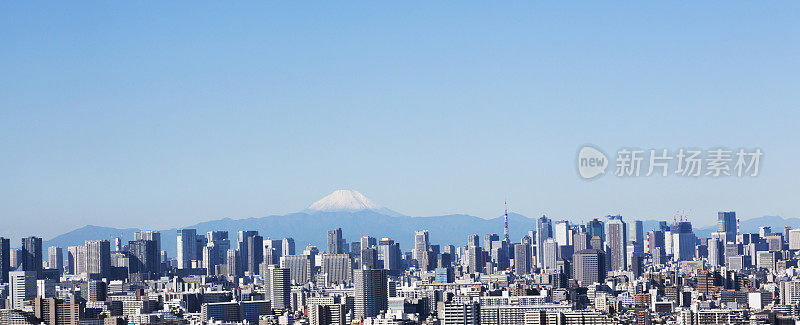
[305,189,405,217]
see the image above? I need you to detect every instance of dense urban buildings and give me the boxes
[3,210,800,324]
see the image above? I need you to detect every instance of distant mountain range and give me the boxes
[43,190,798,257]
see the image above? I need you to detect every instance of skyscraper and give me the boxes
[248,235,264,275]
[67,245,86,276]
[282,238,296,256]
[9,270,37,309]
[718,211,737,242]
[573,249,607,285]
[360,236,376,250]
[554,221,571,247]
[671,221,696,262]
[205,231,230,275]
[587,219,605,240]
[327,228,343,254]
[413,230,430,263]
[135,230,161,257]
[47,246,63,272]
[263,265,291,310]
[353,268,388,319]
[542,238,558,270]
[536,216,553,268]
[227,249,243,278]
[631,220,644,250]
[573,232,590,253]
[129,240,159,279]
[513,243,531,275]
[708,237,723,267]
[281,255,314,285]
[85,240,110,278]
[321,254,352,285]
[177,229,198,269]
[605,215,627,271]
[378,238,401,272]
[0,238,9,283]
[21,236,43,279]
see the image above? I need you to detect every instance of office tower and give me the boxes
[283,238,296,256]
[413,230,430,263]
[759,226,771,238]
[67,245,86,275]
[631,220,644,250]
[645,230,665,254]
[789,229,800,250]
[467,234,480,248]
[587,218,605,240]
[47,247,63,272]
[708,237,723,267]
[227,249,243,278]
[350,242,361,256]
[281,255,314,285]
[542,238,558,270]
[554,221,571,246]
[327,228,343,254]
[322,254,352,285]
[718,211,737,242]
[237,230,258,261]
[0,238,9,283]
[484,234,499,253]
[466,246,483,274]
[265,238,282,260]
[378,238,401,272]
[536,216,553,268]
[21,236,43,279]
[85,240,110,278]
[177,229,198,269]
[353,268,388,319]
[574,249,607,285]
[360,236,376,250]
[435,267,455,283]
[605,215,627,271]
[129,240,159,278]
[263,265,291,310]
[205,231,230,275]
[671,221,696,261]
[247,235,264,275]
[135,230,161,256]
[573,232,590,252]
[81,280,107,302]
[361,247,378,269]
[34,296,81,325]
[10,270,37,309]
[513,243,531,275]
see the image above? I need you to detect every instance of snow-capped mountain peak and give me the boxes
[306,190,404,217]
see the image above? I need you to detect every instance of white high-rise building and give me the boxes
[789,229,800,250]
[10,270,36,309]
[413,230,430,263]
[554,221,571,247]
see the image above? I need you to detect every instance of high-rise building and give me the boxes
[536,216,553,268]
[0,238,10,283]
[34,296,81,325]
[573,232,590,252]
[281,255,314,285]
[129,240,159,278]
[21,236,43,279]
[67,245,86,276]
[237,230,258,269]
[378,238,401,272]
[631,220,644,250]
[247,235,264,275]
[587,219,605,241]
[263,265,291,310]
[708,237,723,267]
[467,234,480,248]
[360,247,378,269]
[327,228,343,254]
[47,247,63,273]
[413,230,430,263]
[573,249,607,285]
[9,270,37,309]
[85,240,110,278]
[360,236,376,250]
[671,221,696,262]
[789,229,800,250]
[466,246,483,274]
[554,221,571,247]
[227,249,243,278]
[205,231,230,275]
[321,254,352,285]
[542,238,558,270]
[513,243,531,275]
[282,238,296,256]
[177,229,198,269]
[353,268,388,319]
[718,211,737,242]
[605,215,627,271]
[135,230,161,257]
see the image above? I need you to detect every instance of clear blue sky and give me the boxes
[2,2,799,241]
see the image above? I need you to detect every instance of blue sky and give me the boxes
[1,2,799,241]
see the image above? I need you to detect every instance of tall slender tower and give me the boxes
[503,201,509,242]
